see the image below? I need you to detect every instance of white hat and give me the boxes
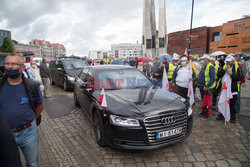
[200,54,210,60]
[180,57,188,61]
[225,55,235,62]
[173,53,180,60]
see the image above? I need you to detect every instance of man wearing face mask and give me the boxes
[197,55,216,119]
[172,57,196,99]
[0,53,44,167]
[172,53,180,70]
[216,55,242,123]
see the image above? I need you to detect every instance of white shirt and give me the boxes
[176,66,191,88]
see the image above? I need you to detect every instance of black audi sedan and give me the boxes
[74,65,193,150]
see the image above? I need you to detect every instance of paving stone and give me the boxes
[215,160,229,167]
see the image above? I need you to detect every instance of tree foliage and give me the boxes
[0,37,14,53]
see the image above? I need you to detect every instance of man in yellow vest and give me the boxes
[197,54,216,118]
[210,57,220,107]
[216,55,242,123]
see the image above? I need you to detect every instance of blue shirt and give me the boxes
[0,81,43,129]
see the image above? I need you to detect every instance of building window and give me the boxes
[212,32,221,41]
[228,45,238,48]
[146,39,152,49]
[152,36,156,48]
[226,33,239,36]
[159,38,165,48]
[217,46,226,48]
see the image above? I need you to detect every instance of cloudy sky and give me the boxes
[0,0,249,56]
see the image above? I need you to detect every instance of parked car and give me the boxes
[49,58,88,91]
[0,52,8,77]
[74,65,193,150]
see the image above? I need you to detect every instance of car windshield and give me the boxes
[64,60,88,70]
[96,68,153,89]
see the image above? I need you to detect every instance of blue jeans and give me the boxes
[236,85,241,112]
[12,119,39,167]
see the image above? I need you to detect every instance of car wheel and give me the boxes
[63,79,69,91]
[50,77,55,85]
[93,112,107,147]
[74,91,80,106]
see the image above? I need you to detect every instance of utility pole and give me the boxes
[188,0,194,60]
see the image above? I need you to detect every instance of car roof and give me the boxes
[87,65,133,70]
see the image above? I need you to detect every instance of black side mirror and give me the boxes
[80,82,94,90]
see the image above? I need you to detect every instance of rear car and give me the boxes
[49,57,88,91]
[74,65,193,150]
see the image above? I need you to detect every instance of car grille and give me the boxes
[143,110,187,145]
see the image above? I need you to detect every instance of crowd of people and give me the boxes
[0,52,248,166]
[135,52,247,123]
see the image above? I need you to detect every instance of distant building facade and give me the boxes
[167,16,250,55]
[0,29,11,45]
[88,50,104,60]
[30,39,66,59]
[209,17,250,54]
[14,43,41,57]
[111,43,142,58]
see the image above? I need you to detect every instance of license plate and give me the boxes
[156,127,182,139]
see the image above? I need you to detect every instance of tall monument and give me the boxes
[142,0,156,58]
[158,0,167,56]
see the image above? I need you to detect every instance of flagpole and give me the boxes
[225,91,227,126]
[188,0,195,60]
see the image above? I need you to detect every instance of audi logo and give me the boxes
[161,116,176,125]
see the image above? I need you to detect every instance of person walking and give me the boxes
[216,55,242,123]
[172,57,196,99]
[0,53,44,167]
[40,58,51,98]
[197,54,216,118]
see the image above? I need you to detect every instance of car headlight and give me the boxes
[110,115,140,127]
[188,107,193,116]
[67,76,75,81]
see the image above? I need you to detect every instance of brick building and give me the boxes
[167,16,250,55]
[209,17,250,54]
[168,26,208,55]
[14,43,41,57]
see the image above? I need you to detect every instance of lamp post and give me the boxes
[188,0,194,60]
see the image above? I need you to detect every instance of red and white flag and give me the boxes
[162,67,169,90]
[98,88,107,109]
[187,64,194,108]
[218,73,233,122]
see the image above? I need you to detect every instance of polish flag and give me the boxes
[98,88,107,109]
[162,67,169,90]
[218,73,232,122]
[187,64,194,108]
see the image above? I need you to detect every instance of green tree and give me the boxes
[12,39,19,45]
[0,37,14,53]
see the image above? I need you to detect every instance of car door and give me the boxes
[77,69,95,117]
[56,61,65,86]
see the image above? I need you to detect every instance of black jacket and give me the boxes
[217,64,242,93]
[0,74,42,125]
[39,62,50,78]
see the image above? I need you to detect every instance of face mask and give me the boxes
[5,69,21,79]
[31,65,37,68]
[181,61,186,66]
[200,60,205,65]
[173,62,178,66]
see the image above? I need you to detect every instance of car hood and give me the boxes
[93,88,185,117]
[66,69,83,77]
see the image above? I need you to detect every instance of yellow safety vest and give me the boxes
[204,63,216,89]
[221,61,240,91]
[167,63,174,79]
[214,65,220,76]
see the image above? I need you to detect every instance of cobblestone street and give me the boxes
[21,81,250,167]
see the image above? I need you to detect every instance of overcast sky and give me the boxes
[0,0,249,56]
